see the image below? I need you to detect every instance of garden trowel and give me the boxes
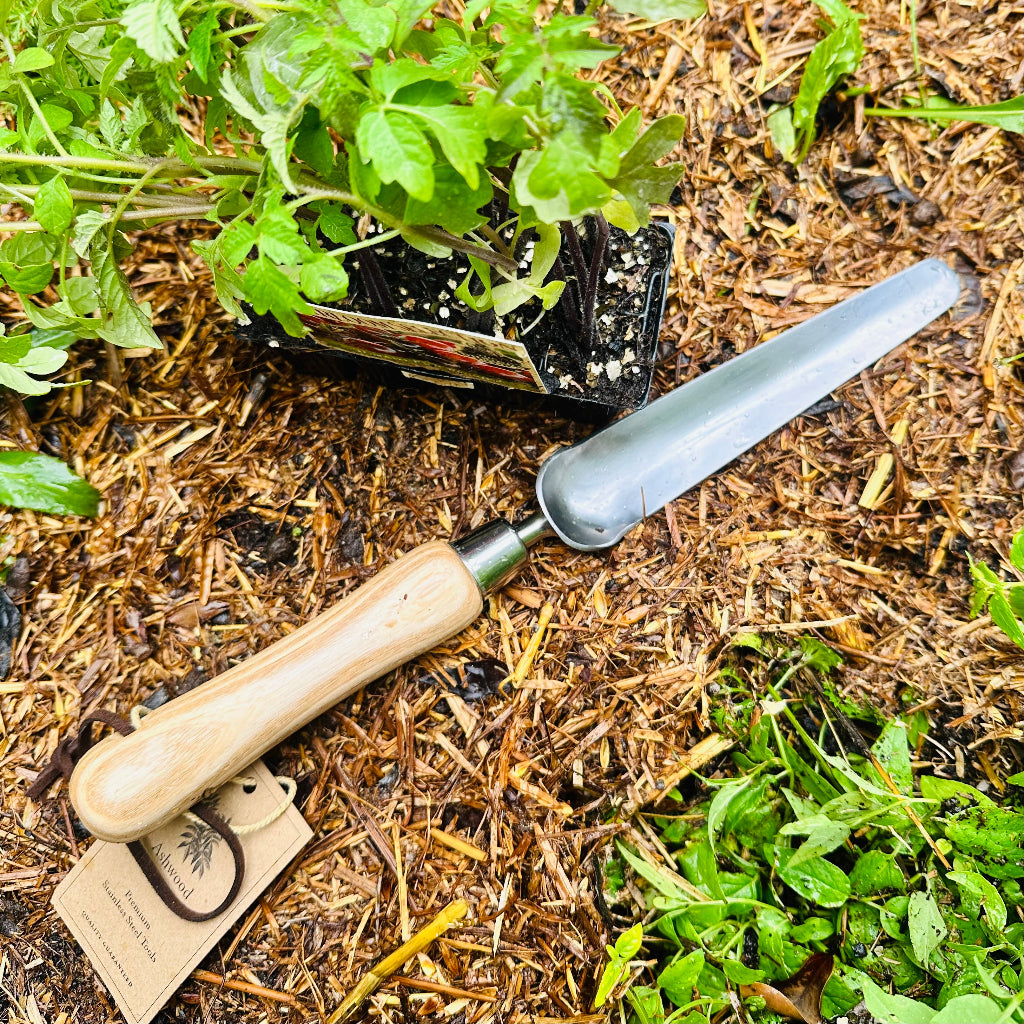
[67,259,961,843]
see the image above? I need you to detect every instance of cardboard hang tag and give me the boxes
[53,760,312,1024]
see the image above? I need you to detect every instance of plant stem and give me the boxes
[326,229,401,257]
[2,37,69,157]
[2,184,208,207]
[0,220,43,232]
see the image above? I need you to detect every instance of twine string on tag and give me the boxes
[29,706,299,923]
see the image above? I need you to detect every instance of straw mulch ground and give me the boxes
[2,1,1022,1022]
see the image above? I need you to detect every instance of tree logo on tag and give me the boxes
[177,801,228,878]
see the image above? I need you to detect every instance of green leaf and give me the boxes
[299,255,349,302]
[859,976,936,1024]
[947,870,1006,932]
[615,921,644,960]
[871,720,913,795]
[721,959,764,984]
[779,813,850,866]
[920,776,996,810]
[791,3,863,160]
[604,0,706,20]
[988,589,1024,649]
[120,0,185,63]
[243,255,312,337]
[908,890,947,965]
[657,950,704,1005]
[931,995,1008,1023]
[775,847,851,907]
[790,917,834,942]
[33,176,74,236]
[13,47,55,72]
[356,109,434,202]
[404,164,490,235]
[768,106,798,162]
[707,776,753,844]
[849,850,905,895]
[401,103,487,190]
[258,204,308,264]
[91,241,162,350]
[595,922,643,1007]
[513,138,611,222]
[0,260,53,294]
[220,221,257,266]
[71,211,108,260]
[866,95,1023,134]
[0,451,100,516]
[188,9,219,82]
[1011,530,1024,571]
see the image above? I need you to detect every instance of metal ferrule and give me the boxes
[451,511,554,595]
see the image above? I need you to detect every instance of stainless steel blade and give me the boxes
[535,258,961,551]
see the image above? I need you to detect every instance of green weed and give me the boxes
[864,96,1024,135]
[601,637,1024,1023]
[970,527,1024,651]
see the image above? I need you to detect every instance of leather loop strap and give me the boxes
[28,710,247,922]
[27,710,133,800]
[128,803,245,923]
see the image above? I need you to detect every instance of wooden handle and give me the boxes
[69,542,483,842]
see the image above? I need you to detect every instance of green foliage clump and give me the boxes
[0,0,696,390]
[969,528,1024,651]
[600,637,1024,1024]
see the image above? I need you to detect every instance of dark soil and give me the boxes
[246,219,673,413]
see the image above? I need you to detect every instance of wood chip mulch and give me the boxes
[1,1,1022,1021]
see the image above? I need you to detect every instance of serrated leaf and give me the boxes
[404,164,490,235]
[907,890,946,965]
[243,255,311,336]
[512,138,611,222]
[0,451,100,516]
[91,242,162,350]
[402,103,486,189]
[13,47,55,72]
[219,221,257,266]
[33,176,74,236]
[188,9,219,82]
[356,109,434,201]
[120,0,185,63]
[257,205,307,263]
